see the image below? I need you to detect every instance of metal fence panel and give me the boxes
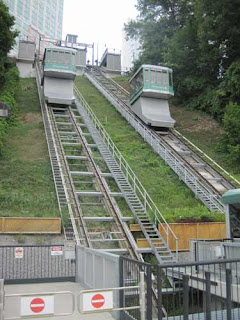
[157,259,240,320]
[119,256,152,320]
[0,245,75,284]
[75,246,119,289]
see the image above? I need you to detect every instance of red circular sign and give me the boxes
[30,298,45,313]
[91,294,105,309]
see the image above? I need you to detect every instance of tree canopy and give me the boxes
[125,0,240,160]
[0,0,18,88]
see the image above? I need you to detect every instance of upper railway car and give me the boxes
[42,47,77,105]
[129,65,175,128]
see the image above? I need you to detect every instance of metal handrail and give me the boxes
[85,72,225,213]
[74,85,179,258]
[174,129,240,187]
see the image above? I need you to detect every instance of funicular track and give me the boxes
[35,61,181,318]
[85,67,240,214]
[36,62,178,266]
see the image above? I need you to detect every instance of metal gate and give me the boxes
[0,245,75,284]
[119,256,152,320]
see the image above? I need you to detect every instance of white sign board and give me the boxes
[15,247,24,259]
[80,291,113,313]
[51,246,63,256]
[21,296,54,317]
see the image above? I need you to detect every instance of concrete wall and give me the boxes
[107,54,121,71]
[76,246,119,289]
[76,50,86,68]
[0,280,3,320]
[16,62,35,78]
[18,41,36,61]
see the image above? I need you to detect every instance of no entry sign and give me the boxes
[80,290,113,313]
[30,298,45,313]
[21,295,54,317]
[91,294,105,308]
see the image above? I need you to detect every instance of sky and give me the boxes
[62,0,138,61]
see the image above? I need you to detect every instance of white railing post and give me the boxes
[140,272,146,320]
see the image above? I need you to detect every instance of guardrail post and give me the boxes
[119,257,124,318]
[0,279,4,320]
[157,266,163,320]
[146,265,152,320]
[204,271,211,320]
[183,275,189,320]
[140,272,146,320]
[226,268,232,320]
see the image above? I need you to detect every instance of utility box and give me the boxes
[76,49,87,74]
[100,49,121,76]
[18,41,36,62]
[64,240,76,260]
[17,41,36,78]
[0,102,11,119]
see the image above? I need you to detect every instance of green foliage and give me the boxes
[0,78,59,218]
[0,0,19,88]
[125,0,240,161]
[75,76,218,222]
[223,102,240,161]
[0,66,19,152]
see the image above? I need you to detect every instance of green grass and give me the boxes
[113,76,240,182]
[0,78,59,218]
[75,76,225,223]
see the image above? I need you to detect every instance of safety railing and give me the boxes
[157,258,240,320]
[74,85,179,259]
[174,128,240,187]
[85,72,225,213]
[4,291,75,320]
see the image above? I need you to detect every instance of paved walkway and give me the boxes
[4,282,115,320]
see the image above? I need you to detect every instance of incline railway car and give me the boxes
[42,47,77,105]
[129,64,175,129]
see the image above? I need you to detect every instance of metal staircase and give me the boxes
[74,89,177,264]
[85,68,228,214]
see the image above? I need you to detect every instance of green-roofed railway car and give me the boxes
[129,65,175,129]
[42,47,77,105]
[43,47,77,79]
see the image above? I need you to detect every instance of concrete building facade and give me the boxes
[122,26,141,72]
[3,0,64,55]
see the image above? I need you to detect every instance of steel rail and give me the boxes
[84,68,235,213]
[109,72,239,190]
[74,85,179,259]
[35,62,89,246]
[68,107,142,260]
[48,107,91,247]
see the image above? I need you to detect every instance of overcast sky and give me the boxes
[62,0,138,61]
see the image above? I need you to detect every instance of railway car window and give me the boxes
[59,52,66,64]
[156,70,162,84]
[144,68,150,83]
[162,70,168,85]
[45,50,52,63]
[169,72,173,87]
[151,70,156,83]
[64,52,71,64]
[130,69,143,94]
[52,50,59,63]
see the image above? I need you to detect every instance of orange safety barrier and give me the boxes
[132,222,226,251]
[0,217,61,234]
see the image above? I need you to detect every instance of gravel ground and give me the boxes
[0,234,65,246]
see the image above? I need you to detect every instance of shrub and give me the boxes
[223,102,240,161]
[0,66,19,152]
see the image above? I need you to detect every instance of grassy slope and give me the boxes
[75,76,224,222]
[0,78,59,217]
[114,76,240,182]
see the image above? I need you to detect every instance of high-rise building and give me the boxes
[3,0,64,55]
[122,25,141,72]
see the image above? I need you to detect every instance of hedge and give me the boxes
[0,66,19,152]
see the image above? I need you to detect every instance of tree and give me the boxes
[0,0,18,88]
